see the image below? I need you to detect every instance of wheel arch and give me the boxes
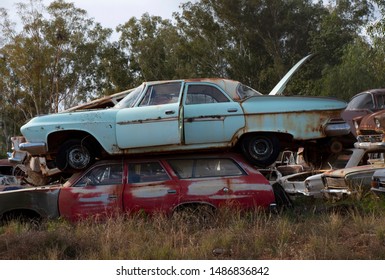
[0,208,43,223]
[47,130,105,157]
[172,201,217,213]
[237,131,293,147]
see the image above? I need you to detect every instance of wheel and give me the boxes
[241,134,281,167]
[56,139,93,172]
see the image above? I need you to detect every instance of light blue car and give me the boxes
[15,57,350,173]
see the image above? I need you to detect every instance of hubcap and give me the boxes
[251,138,272,159]
[68,146,91,169]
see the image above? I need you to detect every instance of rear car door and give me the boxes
[58,162,124,221]
[123,160,180,214]
[182,83,245,145]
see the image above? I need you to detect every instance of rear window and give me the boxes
[167,158,245,179]
[346,93,374,110]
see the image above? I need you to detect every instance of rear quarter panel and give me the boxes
[241,96,346,140]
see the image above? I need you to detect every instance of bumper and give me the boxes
[371,187,385,195]
[354,134,385,150]
[324,122,351,137]
[321,188,351,195]
[354,141,385,150]
[19,142,47,155]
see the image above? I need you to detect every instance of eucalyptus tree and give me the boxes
[304,0,375,98]
[0,0,121,118]
[173,0,330,93]
[117,13,183,83]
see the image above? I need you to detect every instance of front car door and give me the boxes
[58,162,124,221]
[116,82,183,148]
[182,83,245,145]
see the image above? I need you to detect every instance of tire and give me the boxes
[172,204,216,228]
[241,134,281,167]
[56,139,93,172]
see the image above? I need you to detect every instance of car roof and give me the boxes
[351,89,385,99]
[144,78,243,100]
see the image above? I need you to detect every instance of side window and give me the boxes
[377,94,385,109]
[185,85,230,105]
[167,158,245,179]
[128,162,170,183]
[74,164,123,187]
[139,82,181,106]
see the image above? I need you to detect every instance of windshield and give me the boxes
[237,83,262,99]
[114,84,144,109]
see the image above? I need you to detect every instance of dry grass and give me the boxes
[1,200,385,260]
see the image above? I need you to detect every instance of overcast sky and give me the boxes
[1,0,191,29]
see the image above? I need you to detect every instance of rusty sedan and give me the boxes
[0,153,277,223]
[14,76,349,174]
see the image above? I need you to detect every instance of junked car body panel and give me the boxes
[0,153,276,222]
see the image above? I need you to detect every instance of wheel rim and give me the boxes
[250,138,273,160]
[68,146,91,170]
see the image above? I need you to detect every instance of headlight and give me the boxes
[354,120,359,130]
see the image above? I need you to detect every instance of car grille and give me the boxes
[357,134,384,143]
[324,177,347,189]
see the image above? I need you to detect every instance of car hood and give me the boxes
[323,163,385,177]
[268,54,313,96]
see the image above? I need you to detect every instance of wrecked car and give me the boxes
[353,109,385,150]
[0,153,276,223]
[13,80,349,173]
[321,151,385,200]
[277,148,373,199]
[341,88,385,137]
[11,55,350,175]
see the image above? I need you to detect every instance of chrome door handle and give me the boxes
[165,110,175,115]
[227,108,238,113]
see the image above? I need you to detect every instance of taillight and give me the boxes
[371,178,380,189]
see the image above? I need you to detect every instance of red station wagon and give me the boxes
[0,153,277,222]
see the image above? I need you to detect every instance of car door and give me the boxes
[182,83,245,145]
[115,82,183,149]
[58,163,124,221]
[123,160,180,214]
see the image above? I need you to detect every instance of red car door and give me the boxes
[123,160,180,214]
[58,163,124,222]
